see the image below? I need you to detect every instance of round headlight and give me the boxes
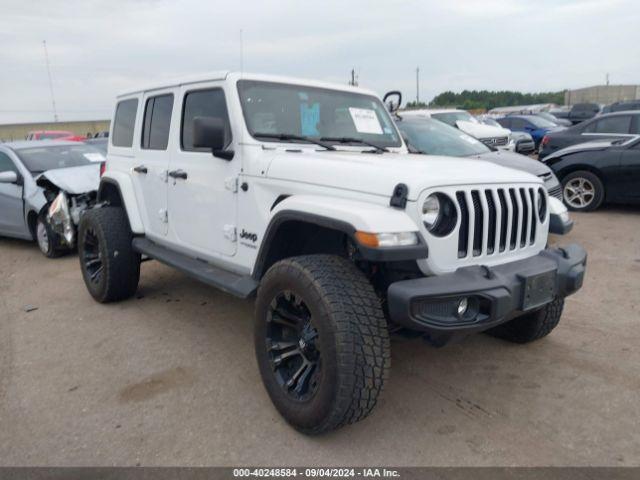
[422,193,457,236]
[537,188,547,221]
[422,194,441,229]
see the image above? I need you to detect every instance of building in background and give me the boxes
[0,120,110,142]
[565,85,640,106]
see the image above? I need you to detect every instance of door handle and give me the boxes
[133,165,148,174]
[168,169,188,180]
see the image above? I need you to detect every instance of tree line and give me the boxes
[405,89,566,111]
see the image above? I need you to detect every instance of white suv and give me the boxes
[78,72,586,434]
[401,108,515,150]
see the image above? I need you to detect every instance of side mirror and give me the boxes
[383,91,402,113]
[0,171,18,184]
[193,117,234,160]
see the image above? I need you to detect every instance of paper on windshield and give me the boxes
[348,108,383,134]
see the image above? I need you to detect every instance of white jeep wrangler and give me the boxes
[78,72,586,435]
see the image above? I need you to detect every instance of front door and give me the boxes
[167,85,239,258]
[0,151,27,237]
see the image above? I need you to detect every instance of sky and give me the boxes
[1,0,639,124]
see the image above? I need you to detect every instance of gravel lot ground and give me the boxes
[1,207,639,467]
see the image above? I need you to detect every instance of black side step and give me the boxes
[132,237,258,299]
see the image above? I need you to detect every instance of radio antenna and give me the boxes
[42,40,59,122]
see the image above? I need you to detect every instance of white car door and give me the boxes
[166,84,239,258]
[0,150,28,237]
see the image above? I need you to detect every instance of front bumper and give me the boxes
[387,244,587,345]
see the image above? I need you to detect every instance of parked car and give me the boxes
[539,111,640,159]
[77,71,586,434]
[83,137,108,153]
[25,130,74,140]
[478,116,535,154]
[496,115,564,149]
[401,109,515,151]
[541,136,640,211]
[395,115,571,231]
[0,140,104,257]
[603,100,640,114]
[567,103,602,124]
[534,111,573,127]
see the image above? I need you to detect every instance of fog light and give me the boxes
[457,298,469,317]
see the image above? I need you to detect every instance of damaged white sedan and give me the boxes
[0,140,103,257]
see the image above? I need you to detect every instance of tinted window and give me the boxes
[594,115,631,134]
[112,99,138,147]
[142,94,174,150]
[511,118,527,129]
[496,118,511,128]
[182,89,232,152]
[15,145,104,173]
[0,152,18,174]
[397,118,489,157]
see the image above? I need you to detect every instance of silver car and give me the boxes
[0,140,103,257]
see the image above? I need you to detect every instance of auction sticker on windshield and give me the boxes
[348,108,383,134]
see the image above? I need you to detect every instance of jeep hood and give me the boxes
[35,163,101,194]
[266,150,541,201]
[456,121,510,140]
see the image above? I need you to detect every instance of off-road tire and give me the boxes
[36,212,67,258]
[254,254,391,435]
[486,297,564,344]
[78,207,140,303]
[562,170,604,212]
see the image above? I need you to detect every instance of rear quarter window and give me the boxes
[112,99,138,147]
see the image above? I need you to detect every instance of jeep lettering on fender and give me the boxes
[78,71,587,435]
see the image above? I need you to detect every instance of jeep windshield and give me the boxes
[237,80,402,149]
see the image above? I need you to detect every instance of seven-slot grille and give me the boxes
[480,136,509,147]
[455,187,544,258]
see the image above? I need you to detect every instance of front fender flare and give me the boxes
[98,172,145,234]
[253,195,428,279]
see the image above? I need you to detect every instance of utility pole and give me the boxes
[606,72,610,86]
[42,40,59,122]
[416,67,420,103]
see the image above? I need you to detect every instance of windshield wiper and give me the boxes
[253,132,335,151]
[319,136,389,153]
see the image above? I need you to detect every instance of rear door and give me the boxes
[0,150,27,236]
[617,140,640,200]
[166,84,239,258]
[131,92,176,238]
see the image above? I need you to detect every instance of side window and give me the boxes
[497,118,510,128]
[141,94,174,150]
[181,88,232,152]
[581,121,596,133]
[630,115,640,135]
[0,152,18,174]
[112,99,138,147]
[511,118,526,129]
[594,115,631,134]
